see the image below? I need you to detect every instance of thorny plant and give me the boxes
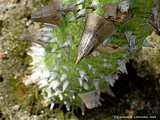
[22,0,154,115]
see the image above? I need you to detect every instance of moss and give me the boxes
[115,0,153,48]
[100,0,120,4]
[41,0,154,116]
[0,0,49,118]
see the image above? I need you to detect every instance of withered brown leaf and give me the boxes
[104,3,132,23]
[31,0,75,25]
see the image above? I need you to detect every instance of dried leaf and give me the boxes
[104,1,132,23]
[79,90,101,109]
[96,43,127,54]
[31,0,75,25]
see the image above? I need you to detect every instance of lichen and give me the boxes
[137,31,160,78]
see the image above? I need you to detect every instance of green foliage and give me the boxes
[43,0,153,108]
[63,0,76,4]
[43,1,125,108]
[45,13,122,91]
[100,0,120,4]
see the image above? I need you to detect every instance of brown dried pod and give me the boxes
[31,0,63,25]
[75,13,115,64]
[31,0,76,26]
